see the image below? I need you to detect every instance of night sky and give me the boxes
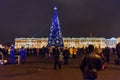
[0,0,120,44]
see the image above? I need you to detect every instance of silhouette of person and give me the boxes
[19,47,26,64]
[10,45,16,64]
[80,45,102,80]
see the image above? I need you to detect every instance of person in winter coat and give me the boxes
[10,45,16,64]
[19,47,26,64]
[63,47,69,65]
[53,46,61,70]
[80,45,102,80]
[115,42,120,64]
[103,47,111,63]
[59,51,64,64]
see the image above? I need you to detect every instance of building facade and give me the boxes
[15,37,109,49]
[105,38,117,48]
[15,38,47,48]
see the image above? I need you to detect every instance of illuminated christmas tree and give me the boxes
[47,6,64,47]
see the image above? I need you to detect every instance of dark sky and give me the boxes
[0,0,120,44]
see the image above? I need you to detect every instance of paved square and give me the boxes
[0,54,120,80]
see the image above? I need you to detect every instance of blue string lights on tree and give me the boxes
[47,6,64,47]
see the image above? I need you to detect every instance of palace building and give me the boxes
[14,37,113,49]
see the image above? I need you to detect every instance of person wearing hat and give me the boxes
[19,47,26,64]
[10,45,16,64]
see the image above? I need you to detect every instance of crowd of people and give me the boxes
[0,43,120,79]
[0,43,119,65]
